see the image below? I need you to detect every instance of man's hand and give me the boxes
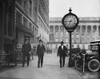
[29,51,31,54]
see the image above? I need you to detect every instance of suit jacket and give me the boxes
[36,45,45,56]
[57,45,68,56]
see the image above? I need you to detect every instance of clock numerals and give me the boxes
[63,15,78,28]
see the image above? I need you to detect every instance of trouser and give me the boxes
[22,54,30,67]
[59,56,66,67]
[38,55,44,67]
[31,53,34,60]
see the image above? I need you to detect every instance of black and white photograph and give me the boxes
[0,0,100,79]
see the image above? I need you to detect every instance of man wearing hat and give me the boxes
[36,39,45,68]
[57,41,68,68]
[22,38,31,67]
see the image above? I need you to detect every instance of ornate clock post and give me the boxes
[62,8,79,67]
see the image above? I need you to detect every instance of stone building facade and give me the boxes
[37,0,49,43]
[0,0,49,63]
[15,0,38,49]
[49,17,100,50]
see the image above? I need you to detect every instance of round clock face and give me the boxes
[63,15,78,28]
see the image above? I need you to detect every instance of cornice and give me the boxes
[49,17,100,23]
[15,1,38,28]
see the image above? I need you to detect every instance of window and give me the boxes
[7,4,14,37]
[76,25,80,32]
[49,34,54,42]
[60,26,64,32]
[50,26,53,32]
[29,22,33,30]
[82,25,86,34]
[99,25,100,36]
[82,45,85,49]
[55,26,58,32]
[16,11,22,27]
[66,38,68,42]
[77,45,79,48]
[55,38,58,42]
[29,0,32,16]
[93,25,97,33]
[24,0,27,13]
[23,17,28,27]
[60,26,64,37]
[87,25,91,33]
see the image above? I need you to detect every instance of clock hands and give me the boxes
[64,20,76,27]
[64,20,72,27]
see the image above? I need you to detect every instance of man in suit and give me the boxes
[36,39,45,68]
[22,38,31,67]
[57,41,68,68]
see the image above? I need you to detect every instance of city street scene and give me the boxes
[0,0,100,79]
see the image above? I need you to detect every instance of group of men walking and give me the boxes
[21,38,68,68]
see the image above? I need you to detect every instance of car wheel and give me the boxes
[88,59,100,72]
[75,59,83,70]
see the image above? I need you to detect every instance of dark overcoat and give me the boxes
[36,45,45,56]
[22,43,31,55]
[57,45,68,56]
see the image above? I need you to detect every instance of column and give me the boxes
[80,25,82,44]
[54,25,55,42]
[63,28,66,43]
[85,25,87,43]
[98,25,100,39]
[96,26,99,40]
[0,1,4,52]
[91,25,93,41]
[59,26,61,42]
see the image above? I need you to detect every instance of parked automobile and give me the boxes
[68,48,81,67]
[74,50,100,72]
[74,41,100,72]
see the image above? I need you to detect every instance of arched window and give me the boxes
[50,25,53,32]
[76,25,80,32]
[55,26,59,37]
[60,26,64,32]
[99,25,100,36]
[60,26,64,37]
[82,25,86,33]
[93,25,97,33]
[87,25,91,33]
[55,25,58,32]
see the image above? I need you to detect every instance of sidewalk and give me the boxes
[0,53,82,79]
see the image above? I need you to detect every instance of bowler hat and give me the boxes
[39,39,43,42]
[61,41,64,44]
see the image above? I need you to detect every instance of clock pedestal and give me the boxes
[62,8,79,67]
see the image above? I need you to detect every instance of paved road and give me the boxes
[0,53,82,79]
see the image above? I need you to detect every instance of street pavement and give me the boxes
[0,53,90,79]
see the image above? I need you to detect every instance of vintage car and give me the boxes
[74,41,100,72]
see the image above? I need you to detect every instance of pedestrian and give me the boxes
[22,38,31,67]
[36,39,45,68]
[57,41,68,68]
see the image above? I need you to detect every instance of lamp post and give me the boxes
[62,8,79,67]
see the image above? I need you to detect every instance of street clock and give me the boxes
[62,8,79,67]
[62,8,79,32]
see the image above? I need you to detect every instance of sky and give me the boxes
[49,0,100,17]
